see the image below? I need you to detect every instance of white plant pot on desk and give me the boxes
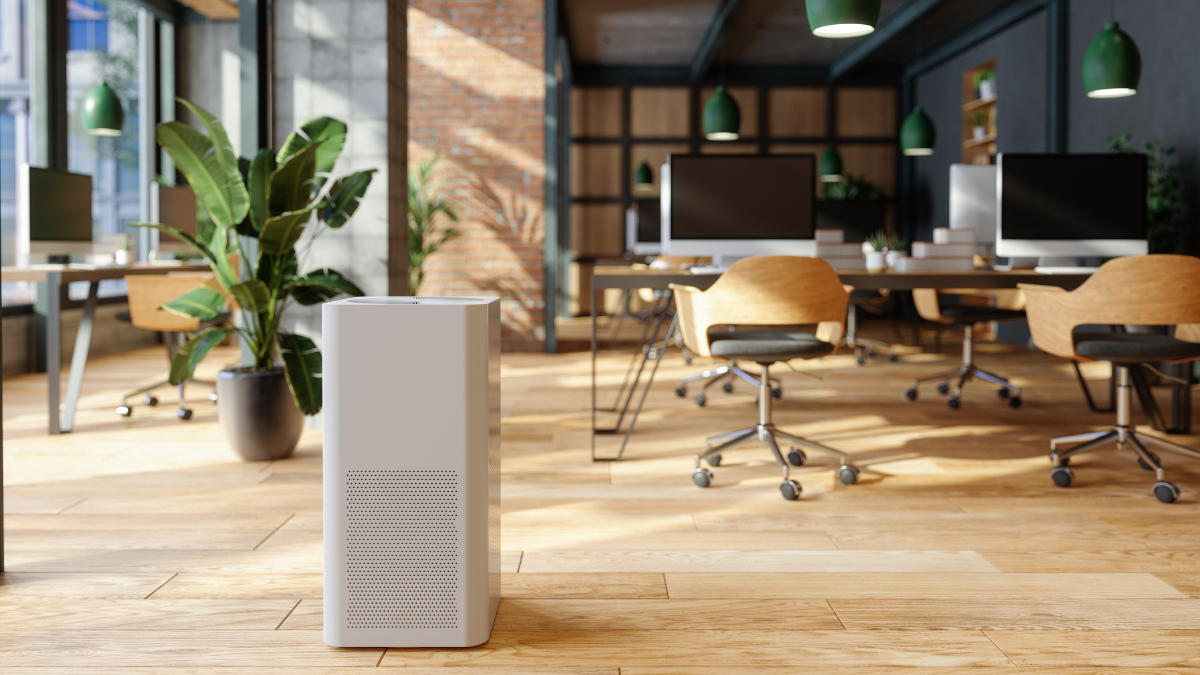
[114,250,130,265]
[866,251,886,272]
[885,250,901,269]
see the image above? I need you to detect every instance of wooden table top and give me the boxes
[593,265,1093,291]
[1,262,212,283]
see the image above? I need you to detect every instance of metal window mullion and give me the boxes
[137,8,156,260]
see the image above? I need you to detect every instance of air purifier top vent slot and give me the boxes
[339,296,499,306]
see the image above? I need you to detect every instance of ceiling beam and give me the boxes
[828,0,949,81]
[689,0,750,83]
[902,0,1047,79]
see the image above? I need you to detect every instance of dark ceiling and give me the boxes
[563,0,1030,77]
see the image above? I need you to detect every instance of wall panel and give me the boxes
[836,87,897,137]
[630,87,690,138]
[768,87,827,137]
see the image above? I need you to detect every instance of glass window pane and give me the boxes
[1,0,35,304]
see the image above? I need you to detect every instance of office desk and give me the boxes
[2,263,210,435]
[591,266,1094,460]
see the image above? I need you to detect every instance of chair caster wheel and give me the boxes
[144,395,158,406]
[707,454,722,467]
[904,388,918,401]
[177,408,193,421]
[888,353,899,362]
[722,382,734,393]
[771,387,783,399]
[694,394,706,407]
[693,468,713,488]
[1137,452,1161,471]
[209,392,219,402]
[997,388,1009,399]
[946,395,961,410]
[1154,481,1180,503]
[117,406,132,417]
[787,449,806,466]
[856,354,866,365]
[936,382,950,395]
[1007,396,1022,409]
[1051,466,1075,488]
[675,386,687,398]
[866,348,877,358]
[780,479,801,500]
[683,354,692,365]
[839,465,860,485]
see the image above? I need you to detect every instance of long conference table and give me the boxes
[590,265,1096,461]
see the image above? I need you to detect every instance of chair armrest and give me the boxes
[668,283,711,358]
[1018,283,1079,359]
[912,289,950,323]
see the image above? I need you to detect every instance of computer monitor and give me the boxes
[151,182,199,253]
[949,164,997,246]
[17,165,94,257]
[625,199,661,255]
[996,153,1147,257]
[662,154,816,260]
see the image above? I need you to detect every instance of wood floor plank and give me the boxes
[3,529,271,550]
[378,630,1011,667]
[1158,574,1200,599]
[830,599,1200,630]
[693,511,1114,532]
[502,550,523,573]
[0,599,299,630]
[520,550,999,574]
[0,572,174,598]
[0,669,616,675]
[277,598,322,629]
[665,573,1187,599]
[503,530,839,550]
[501,573,668,599]
[621,669,1200,675]
[149,573,323,599]
[492,598,843,630]
[988,629,1200,666]
[829,529,1200,551]
[980,550,1200,574]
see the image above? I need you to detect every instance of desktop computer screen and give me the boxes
[997,153,1147,257]
[18,165,94,256]
[663,154,815,258]
[625,199,661,255]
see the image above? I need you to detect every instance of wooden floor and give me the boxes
[4,330,1200,673]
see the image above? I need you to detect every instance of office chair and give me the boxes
[116,274,228,420]
[670,256,860,500]
[903,288,1024,409]
[1022,255,1200,503]
[846,290,899,365]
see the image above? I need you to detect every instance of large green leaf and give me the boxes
[277,117,346,192]
[169,326,232,385]
[247,148,275,232]
[269,142,321,217]
[257,249,299,290]
[162,99,249,229]
[259,209,313,255]
[278,332,322,415]
[320,170,376,228]
[228,279,271,314]
[290,268,365,305]
[160,286,226,321]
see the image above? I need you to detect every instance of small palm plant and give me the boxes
[407,157,460,294]
[141,98,374,415]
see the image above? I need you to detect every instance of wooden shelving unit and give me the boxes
[961,59,997,164]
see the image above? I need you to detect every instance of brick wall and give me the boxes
[407,0,546,352]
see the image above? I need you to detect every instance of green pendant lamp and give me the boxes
[81,81,124,136]
[818,146,843,182]
[634,161,654,191]
[806,0,881,38]
[900,107,935,156]
[703,86,740,141]
[1082,22,1141,98]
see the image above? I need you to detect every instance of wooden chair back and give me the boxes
[127,274,223,333]
[669,256,849,358]
[1020,254,1200,360]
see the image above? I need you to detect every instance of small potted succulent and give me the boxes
[975,68,996,101]
[967,110,990,141]
[865,229,888,272]
[114,237,134,265]
[885,233,906,269]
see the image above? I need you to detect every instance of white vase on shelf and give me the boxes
[979,79,996,101]
[866,251,886,272]
[885,250,901,269]
[973,126,988,141]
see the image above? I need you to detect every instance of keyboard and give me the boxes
[686,265,729,275]
[1034,266,1100,275]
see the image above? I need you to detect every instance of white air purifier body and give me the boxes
[322,296,501,648]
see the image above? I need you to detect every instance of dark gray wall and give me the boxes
[908,0,1200,246]
[911,10,1047,243]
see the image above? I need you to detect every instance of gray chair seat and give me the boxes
[709,331,835,363]
[1074,331,1200,364]
[940,306,1026,324]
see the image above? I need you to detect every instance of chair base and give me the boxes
[676,361,780,406]
[690,363,858,500]
[117,379,217,420]
[846,303,898,365]
[904,324,1021,409]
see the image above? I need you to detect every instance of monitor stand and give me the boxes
[713,255,747,269]
[1037,256,1078,268]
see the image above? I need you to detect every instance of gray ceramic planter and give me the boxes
[217,367,304,461]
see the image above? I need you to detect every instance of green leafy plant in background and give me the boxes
[966,109,990,129]
[139,98,375,415]
[973,68,995,88]
[886,232,906,252]
[866,229,889,252]
[821,174,884,202]
[1109,133,1189,254]
[408,156,460,295]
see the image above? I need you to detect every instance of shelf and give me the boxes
[962,96,997,112]
[962,133,997,149]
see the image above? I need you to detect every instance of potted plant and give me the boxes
[967,110,990,141]
[865,229,888,272]
[817,175,888,245]
[885,232,906,269]
[1109,133,1189,254]
[114,237,134,265]
[975,68,996,101]
[407,156,460,295]
[141,99,374,460]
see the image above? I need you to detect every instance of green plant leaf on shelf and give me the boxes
[259,209,313,255]
[290,268,365,305]
[278,332,322,415]
[228,279,272,314]
[321,170,375,228]
[247,148,276,232]
[269,142,322,217]
[160,286,226,321]
[169,326,232,386]
[277,117,346,193]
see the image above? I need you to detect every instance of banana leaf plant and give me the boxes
[139,98,375,415]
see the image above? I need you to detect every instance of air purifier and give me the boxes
[322,296,501,648]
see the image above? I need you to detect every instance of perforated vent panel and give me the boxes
[345,470,460,629]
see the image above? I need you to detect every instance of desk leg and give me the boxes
[39,273,63,435]
[591,283,598,459]
[60,281,99,433]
